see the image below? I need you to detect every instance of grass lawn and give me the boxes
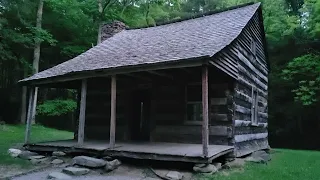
[0,124,73,167]
[1,125,320,179]
[201,149,320,180]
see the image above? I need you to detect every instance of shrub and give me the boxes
[37,99,77,116]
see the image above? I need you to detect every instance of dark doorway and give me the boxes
[130,89,151,141]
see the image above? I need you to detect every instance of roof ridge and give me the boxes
[128,2,258,30]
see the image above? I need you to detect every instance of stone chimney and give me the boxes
[100,21,127,42]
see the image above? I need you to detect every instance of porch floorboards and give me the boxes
[25,140,234,163]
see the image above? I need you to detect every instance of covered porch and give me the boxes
[25,140,233,163]
[23,63,236,163]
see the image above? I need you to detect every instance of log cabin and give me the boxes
[19,2,269,163]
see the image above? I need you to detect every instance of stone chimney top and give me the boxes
[101,21,127,42]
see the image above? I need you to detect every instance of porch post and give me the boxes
[78,79,87,145]
[202,65,209,157]
[109,75,116,148]
[24,87,36,144]
[31,87,39,124]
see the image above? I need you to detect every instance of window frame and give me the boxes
[251,86,259,126]
[250,36,257,60]
[184,83,203,125]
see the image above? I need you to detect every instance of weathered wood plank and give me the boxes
[237,57,268,86]
[78,79,87,145]
[237,37,264,66]
[210,98,227,105]
[210,113,229,121]
[234,120,268,128]
[234,138,269,157]
[234,126,268,135]
[209,60,238,79]
[151,132,230,145]
[237,34,268,72]
[234,109,251,121]
[26,140,234,163]
[237,77,268,98]
[217,54,238,72]
[258,112,268,119]
[109,75,116,148]
[234,90,252,104]
[234,133,268,143]
[235,105,251,115]
[221,48,239,64]
[152,125,232,137]
[202,65,209,157]
[31,87,38,124]
[234,120,251,127]
[238,63,268,89]
[28,59,204,86]
[25,87,36,144]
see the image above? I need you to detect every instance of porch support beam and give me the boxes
[109,75,117,148]
[125,73,151,81]
[31,87,39,124]
[179,67,193,74]
[147,71,173,80]
[24,87,36,144]
[202,65,209,157]
[25,59,204,86]
[77,79,87,145]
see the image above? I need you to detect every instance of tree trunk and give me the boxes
[33,0,43,74]
[145,2,150,26]
[31,0,44,124]
[97,0,103,45]
[97,23,102,44]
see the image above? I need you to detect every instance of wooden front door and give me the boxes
[131,89,151,141]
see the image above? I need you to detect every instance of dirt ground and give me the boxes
[9,164,195,180]
[0,164,50,179]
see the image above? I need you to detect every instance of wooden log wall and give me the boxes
[151,83,185,126]
[81,66,235,146]
[232,11,269,156]
[84,77,128,140]
[151,67,234,146]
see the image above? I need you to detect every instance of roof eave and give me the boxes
[19,55,211,86]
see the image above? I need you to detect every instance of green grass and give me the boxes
[202,149,320,180]
[0,124,73,166]
[2,125,320,179]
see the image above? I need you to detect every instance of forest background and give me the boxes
[0,0,319,149]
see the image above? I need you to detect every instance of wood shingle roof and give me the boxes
[20,3,261,84]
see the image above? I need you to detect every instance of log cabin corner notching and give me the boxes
[19,2,269,162]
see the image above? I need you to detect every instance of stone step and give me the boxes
[63,167,90,176]
[72,156,107,168]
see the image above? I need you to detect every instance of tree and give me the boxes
[1,0,36,124]
[29,0,44,124]
[283,54,320,105]
[301,0,320,38]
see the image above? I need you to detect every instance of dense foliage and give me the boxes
[283,54,320,105]
[37,99,77,116]
[0,0,320,149]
